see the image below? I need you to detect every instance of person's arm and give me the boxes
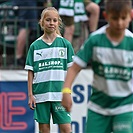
[62,62,82,112]
[28,70,36,110]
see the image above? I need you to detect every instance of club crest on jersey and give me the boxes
[58,49,65,57]
[124,53,133,64]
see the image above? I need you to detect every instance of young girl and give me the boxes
[25,7,74,133]
[62,0,133,132]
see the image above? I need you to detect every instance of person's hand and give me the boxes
[62,93,72,112]
[28,95,36,110]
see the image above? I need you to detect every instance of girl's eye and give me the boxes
[53,19,58,22]
[45,18,58,22]
[46,18,50,21]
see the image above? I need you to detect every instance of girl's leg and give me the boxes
[39,123,50,133]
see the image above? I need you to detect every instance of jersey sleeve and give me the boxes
[74,36,93,68]
[24,44,34,71]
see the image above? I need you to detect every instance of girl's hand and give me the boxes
[28,95,36,110]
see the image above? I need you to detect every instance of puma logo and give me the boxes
[36,52,42,57]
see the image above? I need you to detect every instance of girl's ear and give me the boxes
[102,11,107,19]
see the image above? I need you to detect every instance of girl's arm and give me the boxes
[28,70,36,110]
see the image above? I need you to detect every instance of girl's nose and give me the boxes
[50,20,54,24]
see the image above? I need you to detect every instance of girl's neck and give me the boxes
[106,27,125,43]
[42,33,57,43]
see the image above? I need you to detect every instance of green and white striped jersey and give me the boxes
[74,25,133,115]
[59,0,75,16]
[25,35,74,103]
[59,0,88,22]
[74,0,88,22]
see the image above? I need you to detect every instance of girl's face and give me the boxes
[43,11,59,34]
[104,11,132,34]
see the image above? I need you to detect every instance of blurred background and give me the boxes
[0,0,133,132]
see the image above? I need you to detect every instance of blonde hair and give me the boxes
[39,7,63,36]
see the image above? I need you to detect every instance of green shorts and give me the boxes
[86,110,133,133]
[34,101,71,124]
